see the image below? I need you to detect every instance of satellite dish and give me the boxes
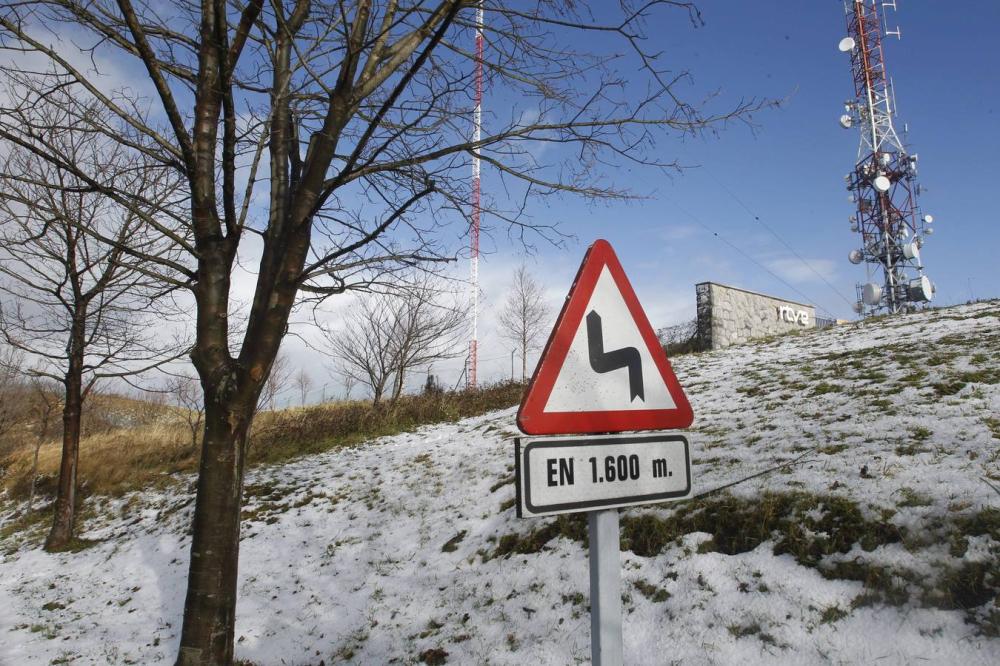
[839,37,856,52]
[925,227,934,235]
[850,224,858,232]
[902,242,920,260]
[839,114,853,129]
[849,249,864,264]
[899,227,910,239]
[907,276,933,302]
[862,283,882,305]
[880,153,892,166]
[873,175,891,192]
[923,214,934,224]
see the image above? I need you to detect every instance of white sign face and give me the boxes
[515,433,691,517]
[544,267,678,413]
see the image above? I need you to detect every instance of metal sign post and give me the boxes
[589,508,623,666]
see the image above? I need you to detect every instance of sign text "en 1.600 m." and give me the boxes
[516,433,691,517]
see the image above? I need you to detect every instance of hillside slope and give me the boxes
[1,301,998,665]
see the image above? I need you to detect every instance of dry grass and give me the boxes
[1,381,524,500]
[4,421,196,499]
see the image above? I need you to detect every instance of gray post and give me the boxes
[588,508,623,666]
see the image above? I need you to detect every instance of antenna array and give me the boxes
[838,0,935,315]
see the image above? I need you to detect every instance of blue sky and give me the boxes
[474,0,1000,344]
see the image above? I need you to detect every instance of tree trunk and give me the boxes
[44,316,85,551]
[390,367,406,404]
[28,440,42,513]
[521,331,528,381]
[175,397,253,666]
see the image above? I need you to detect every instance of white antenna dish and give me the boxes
[907,276,933,302]
[923,214,934,224]
[925,227,934,235]
[849,249,864,264]
[873,175,891,192]
[899,227,910,239]
[902,242,920,260]
[839,114,853,129]
[862,283,883,305]
[838,37,856,52]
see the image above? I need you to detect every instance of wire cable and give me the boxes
[703,171,858,313]
[666,197,839,320]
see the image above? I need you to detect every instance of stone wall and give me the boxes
[695,282,816,350]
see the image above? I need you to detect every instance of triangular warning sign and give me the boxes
[517,239,693,435]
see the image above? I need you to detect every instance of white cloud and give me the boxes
[765,257,838,285]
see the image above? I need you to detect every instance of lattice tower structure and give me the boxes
[467,3,483,388]
[840,0,934,315]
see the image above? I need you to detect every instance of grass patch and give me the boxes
[633,579,671,602]
[618,492,902,565]
[441,530,467,553]
[488,513,588,560]
[933,379,966,396]
[897,487,934,508]
[418,647,449,665]
[819,605,849,624]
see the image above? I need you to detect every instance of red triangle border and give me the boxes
[516,239,694,435]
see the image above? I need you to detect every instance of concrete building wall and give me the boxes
[695,282,816,350]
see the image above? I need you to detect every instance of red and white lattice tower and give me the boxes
[467,2,483,388]
[838,0,935,315]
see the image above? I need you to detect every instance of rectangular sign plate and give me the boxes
[515,433,692,517]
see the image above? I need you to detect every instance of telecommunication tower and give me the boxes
[467,3,484,388]
[837,0,935,315]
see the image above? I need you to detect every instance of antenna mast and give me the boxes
[467,2,484,388]
[838,0,935,315]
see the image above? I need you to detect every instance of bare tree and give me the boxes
[387,279,467,403]
[26,377,61,514]
[293,368,313,407]
[322,282,465,405]
[657,318,699,354]
[257,351,292,413]
[0,1,768,660]
[321,296,399,406]
[341,373,357,402]
[0,100,184,550]
[0,344,25,445]
[497,266,550,380]
[169,374,205,452]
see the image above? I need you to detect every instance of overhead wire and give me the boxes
[665,197,840,321]
[703,171,858,313]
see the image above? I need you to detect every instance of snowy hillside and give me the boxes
[2,301,998,665]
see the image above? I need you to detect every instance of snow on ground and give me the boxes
[2,301,999,665]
